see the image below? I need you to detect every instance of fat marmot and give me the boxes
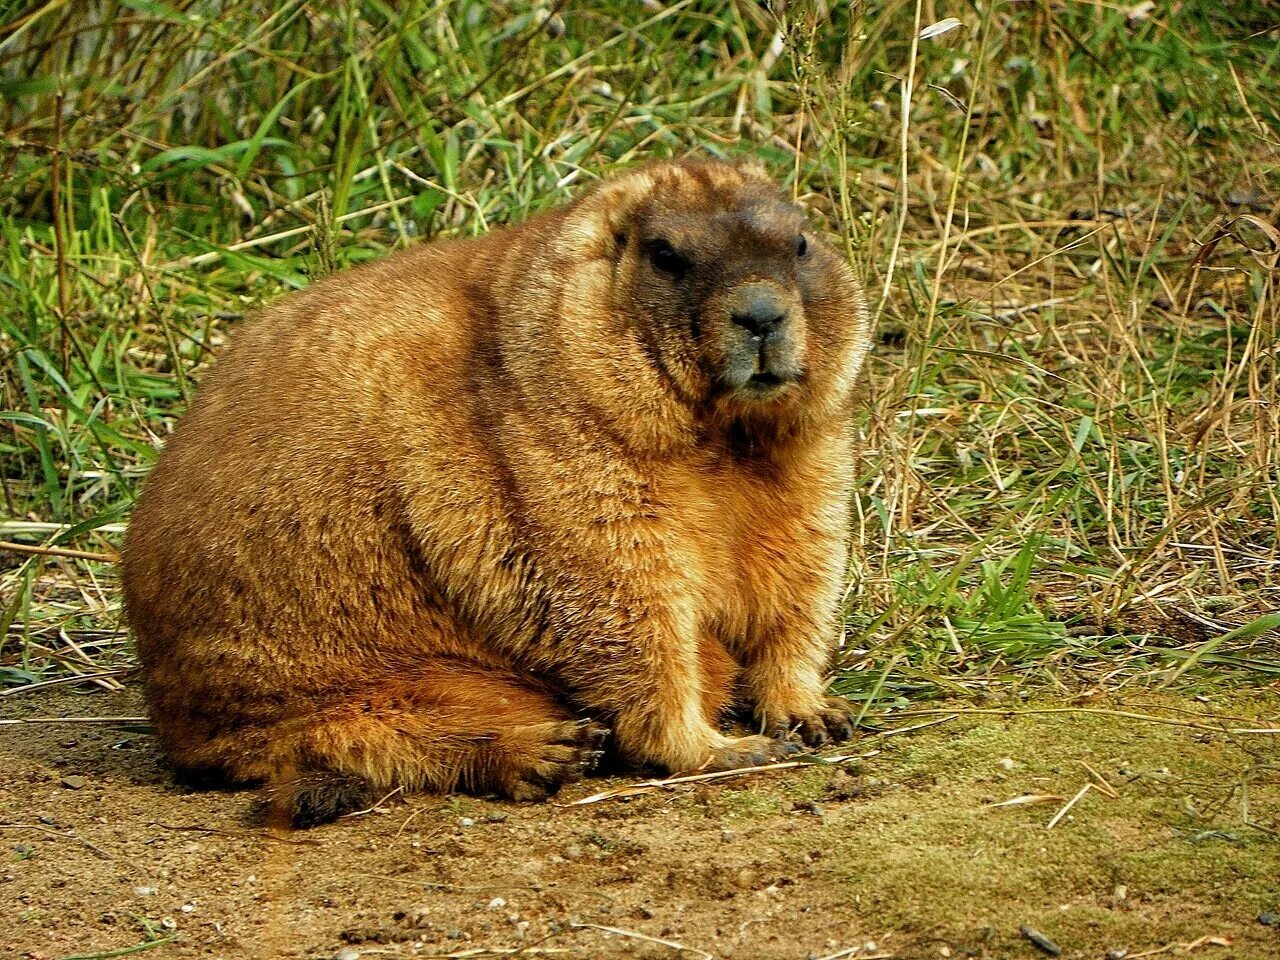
[122,158,873,827]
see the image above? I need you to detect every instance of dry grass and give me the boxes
[2,0,1278,703]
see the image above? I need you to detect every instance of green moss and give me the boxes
[708,788,784,822]
[785,693,1280,956]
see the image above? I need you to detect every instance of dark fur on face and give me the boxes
[608,165,850,416]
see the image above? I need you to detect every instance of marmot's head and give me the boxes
[577,160,868,422]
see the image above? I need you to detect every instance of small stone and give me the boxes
[159,917,177,931]
[997,758,1015,771]
[60,775,88,790]
[719,829,734,843]
[1258,913,1280,926]
[459,817,475,827]
[562,843,583,861]
[335,949,360,960]
[180,903,194,913]
[446,928,463,940]
[1112,884,1128,903]
[733,868,757,890]
[1106,950,1128,960]
[939,946,952,957]
[486,897,506,910]
[133,886,157,896]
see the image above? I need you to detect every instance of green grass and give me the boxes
[2,1,1278,699]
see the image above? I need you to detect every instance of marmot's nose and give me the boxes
[730,285,788,337]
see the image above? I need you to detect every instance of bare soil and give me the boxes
[3,687,1278,960]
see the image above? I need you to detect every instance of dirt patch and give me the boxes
[3,688,1278,960]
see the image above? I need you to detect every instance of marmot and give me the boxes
[122,158,873,827]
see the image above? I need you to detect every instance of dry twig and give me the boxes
[570,922,713,960]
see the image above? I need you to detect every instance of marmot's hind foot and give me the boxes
[497,719,610,802]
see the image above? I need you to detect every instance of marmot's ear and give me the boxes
[571,170,655,260]
[594,172,653,236]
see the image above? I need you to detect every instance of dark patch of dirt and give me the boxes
[3,688,1278,960]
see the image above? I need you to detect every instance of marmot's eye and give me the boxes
[648,240,688,277]
[796,234,809,257]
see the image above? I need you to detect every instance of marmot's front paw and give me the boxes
[696,734,801,773]
[761,696,856,748]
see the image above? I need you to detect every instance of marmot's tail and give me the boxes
[161,665,609,828]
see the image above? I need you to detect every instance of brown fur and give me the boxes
[122,159,873,826]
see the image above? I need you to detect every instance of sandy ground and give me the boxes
[3,687,1278,960]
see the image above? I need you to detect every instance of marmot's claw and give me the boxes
[760,696,857,748]
[820,707,855,743]
[585,724,611,749]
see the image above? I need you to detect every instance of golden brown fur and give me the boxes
[122,159,873,826]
